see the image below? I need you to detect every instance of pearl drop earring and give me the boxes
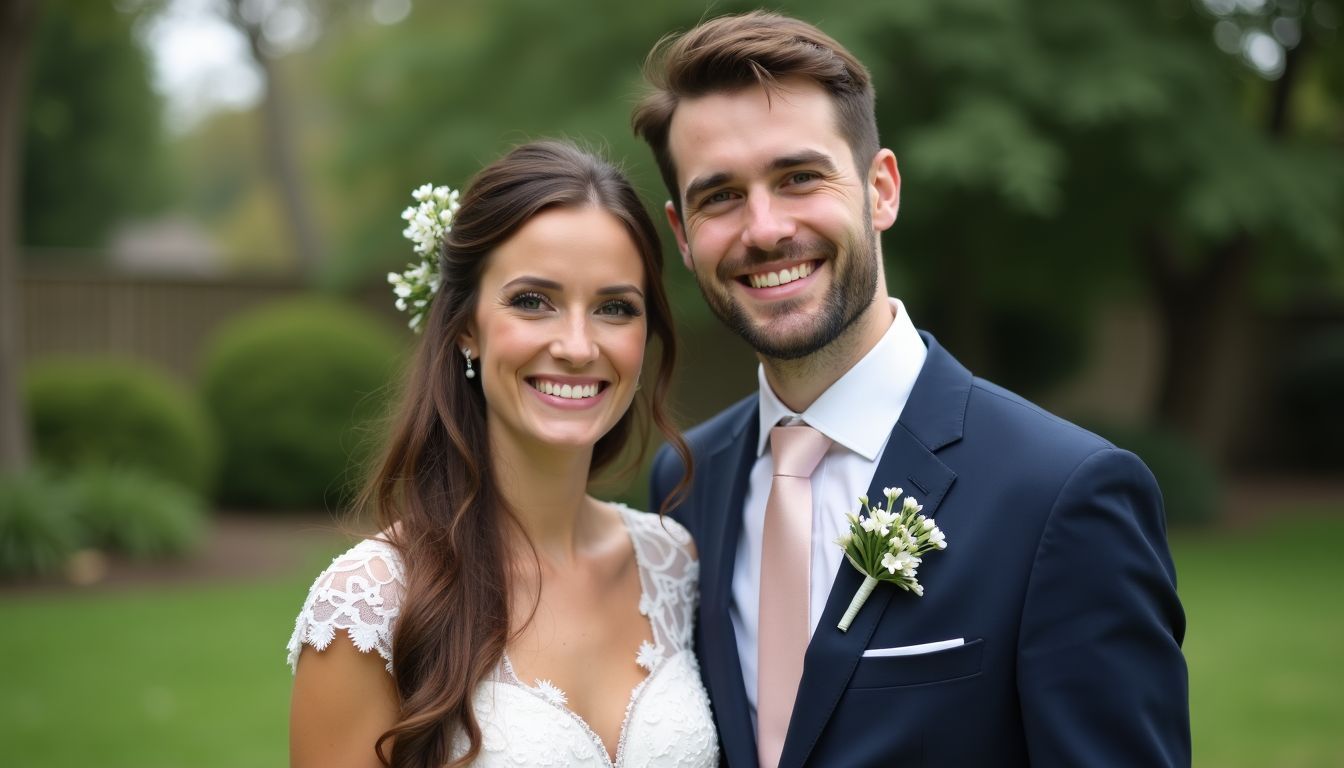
[463,348,476,379]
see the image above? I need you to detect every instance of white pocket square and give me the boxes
[862,638,964,657]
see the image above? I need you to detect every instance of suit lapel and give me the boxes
[695,400,760,768]
[778,335,970,768]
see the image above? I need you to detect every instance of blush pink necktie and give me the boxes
[757,423,832,768]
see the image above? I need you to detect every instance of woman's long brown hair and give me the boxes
[359,140,691,767]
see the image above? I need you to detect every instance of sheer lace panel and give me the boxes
[620,506,699,661]
[287,538,403,673]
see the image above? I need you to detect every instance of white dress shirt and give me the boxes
[731,298,927,728]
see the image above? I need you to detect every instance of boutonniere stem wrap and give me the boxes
[835,487,947,632]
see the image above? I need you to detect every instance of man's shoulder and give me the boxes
[651,393,755,479]
[962,375,1116,461]
[682,395,758,443]
[683,393,757,451]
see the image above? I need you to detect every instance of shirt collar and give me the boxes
[756,298,927,460]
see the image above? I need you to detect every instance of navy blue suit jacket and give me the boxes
[650,333,1189,767]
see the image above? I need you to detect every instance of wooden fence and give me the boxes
[16,271,400,381]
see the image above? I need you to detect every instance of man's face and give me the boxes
[664,78,898,360]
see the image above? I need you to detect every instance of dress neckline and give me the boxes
[498,504,660,766]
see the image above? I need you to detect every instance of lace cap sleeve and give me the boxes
[620,506,700,653]
[286,538,404,674]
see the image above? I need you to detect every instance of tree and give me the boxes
[21,0,172,253]
[825,0,1344,463]
[1,0,38,472]
[299,0,1341,464]
[219,0,327,276]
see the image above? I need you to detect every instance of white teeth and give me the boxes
[533,380,599,399]
[748,262,814,288]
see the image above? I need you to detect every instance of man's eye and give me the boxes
[788,171,819,185]
[703,190,734,205]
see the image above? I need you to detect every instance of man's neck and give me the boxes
[760,297,894,413]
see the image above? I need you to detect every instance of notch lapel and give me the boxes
[778,335,970,768]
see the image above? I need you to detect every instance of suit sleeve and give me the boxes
[1017,447,1191,767]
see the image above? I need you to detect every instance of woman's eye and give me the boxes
[597,299,641,317]
[510,292,548,311]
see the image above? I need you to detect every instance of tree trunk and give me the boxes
[1144,37,1305,466]
[227,0,324,277]
[0,0,38,473]
[1146,230,1253,464]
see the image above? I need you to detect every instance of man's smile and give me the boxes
[744,260,816,288]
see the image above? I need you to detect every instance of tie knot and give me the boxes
[769,424,831,479]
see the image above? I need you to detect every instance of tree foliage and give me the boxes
[22,0,172,251]
[313,1,1341,419]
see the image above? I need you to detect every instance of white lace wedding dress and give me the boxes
[287,505,720,767]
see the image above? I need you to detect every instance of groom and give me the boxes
[640,11,1189,768]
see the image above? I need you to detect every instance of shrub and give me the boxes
[0,470,80,578]
[201,298,404,509]
[24,359,218,494]
[1087,422,1221,527]
[67,466,206,559]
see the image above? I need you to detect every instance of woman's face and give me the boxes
[465,205,648,456]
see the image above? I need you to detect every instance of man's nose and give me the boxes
[740,191,795,251]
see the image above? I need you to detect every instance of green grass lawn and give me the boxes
[2,515,1341,767]
[0,543,345,768]
[1174,512,1344,768]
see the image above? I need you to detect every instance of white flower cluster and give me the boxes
[635,640,661,672]
[534,678,568,706]
[402,183,461,256]
[388,183,460,332]
[835,486,947,598]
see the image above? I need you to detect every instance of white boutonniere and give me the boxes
[835,487,947,632]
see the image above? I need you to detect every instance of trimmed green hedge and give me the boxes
[24,359,218,494]
[201,299,404,510]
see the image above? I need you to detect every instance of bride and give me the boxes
[287,141,719,767]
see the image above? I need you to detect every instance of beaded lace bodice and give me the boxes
[287,505,719,767]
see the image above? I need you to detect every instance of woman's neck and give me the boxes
[488,427,597,566]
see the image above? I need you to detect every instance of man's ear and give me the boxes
[665,200,692,270]
[868,149,900,232]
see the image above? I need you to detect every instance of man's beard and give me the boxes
[692,213,879,361]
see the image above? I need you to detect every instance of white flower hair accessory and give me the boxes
[388,183,461,332]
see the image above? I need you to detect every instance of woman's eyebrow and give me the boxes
[501,276,562,292]
[598,284,644,298]
[502,277,643,299]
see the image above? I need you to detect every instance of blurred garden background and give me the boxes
[1,0,1341,765]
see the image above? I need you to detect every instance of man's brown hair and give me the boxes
[632,11,879,217]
